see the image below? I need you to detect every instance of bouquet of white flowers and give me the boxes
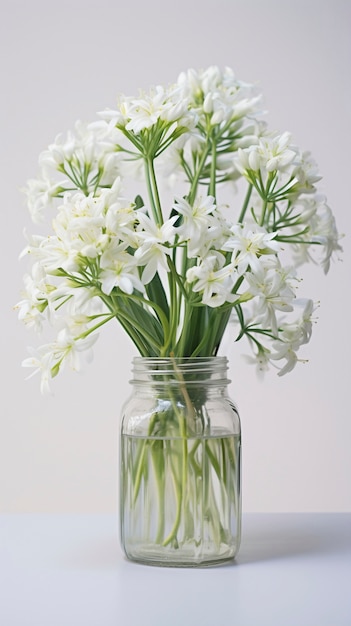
[17,65,341,391]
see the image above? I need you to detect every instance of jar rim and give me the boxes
[131,356,230,385]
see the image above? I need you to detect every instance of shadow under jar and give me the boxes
[120,356,241,567]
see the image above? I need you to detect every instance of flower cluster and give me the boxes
[16,66,342,391]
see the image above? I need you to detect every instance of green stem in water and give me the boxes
[132,414,159,505]
[162,414,188,547]
[150,439,166,544]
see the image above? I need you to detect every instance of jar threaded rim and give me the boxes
[131,356,230,386]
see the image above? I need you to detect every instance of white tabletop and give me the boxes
[0,513,350,626]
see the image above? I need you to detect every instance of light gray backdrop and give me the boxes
[1,0,350,513]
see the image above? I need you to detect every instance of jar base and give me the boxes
[123,541,240,568]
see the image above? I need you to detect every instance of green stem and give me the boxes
[151,440,166,544]
[117,309,162,352]
[126,293,170,345]
[116,315,151,356]
[188,143,210,204]
[238,183,253,223]
[145,157,163,225]
[259,172,276,226]
[132,414,159,504]
[98,292,154,355]
[77,314,116,339]
[160,357,199,547]
[190,310,218,356]
[162,414,188,547]
[208,133,217,198]
[166,269,179,354]
[132,440,148,506]
[259,198,268,227]
[174,299,194,356]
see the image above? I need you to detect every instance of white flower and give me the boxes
[270,340,299,376]
[270,320,308,376]
[235,132,296,175]
[36,120,121,195]
[223,224,280,275]
[121,88,166,133]
[291,150,322,191]
[19,230,46,262]
[119,85,192,134]
[22,346,53,394]
[54,326,98,372]
[54,192,104,232]
[23,220,85,275]
[178,66,260,128]
[99,241,144,295]
[39,132,75,170]
[267,299,315,375]
[23,326,98,393]
[243,348,271,378]
[174,195,219,256]
[294,298,316,345]
[102,181,140,244]
[135,213,177,283]
[96,108,126,129]
[39,235,82,274]
[245,260,296,334]
[175,194,216,227]
[105,201,137,235]
[290,197,343,272]
[23,177,63,223]
[310,204,343,273]
[90,113,125,150]
[258,132,297,172]
[15,267,49,332]
[186,253,238,307]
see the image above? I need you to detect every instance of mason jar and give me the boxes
[119,356,241,567]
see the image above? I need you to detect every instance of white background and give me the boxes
[1,0,350,514]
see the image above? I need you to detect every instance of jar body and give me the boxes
[120,357,241,567]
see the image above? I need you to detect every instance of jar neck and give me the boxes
[131,356,230,389]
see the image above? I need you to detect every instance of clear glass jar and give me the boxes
[119,357,241,567]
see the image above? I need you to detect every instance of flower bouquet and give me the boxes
[17,66,341,565]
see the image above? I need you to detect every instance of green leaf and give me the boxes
[145,272,169,318]
[119,296,164,346]
[134,195,144,209]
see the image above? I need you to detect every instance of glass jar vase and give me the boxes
[119,356,241,567]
